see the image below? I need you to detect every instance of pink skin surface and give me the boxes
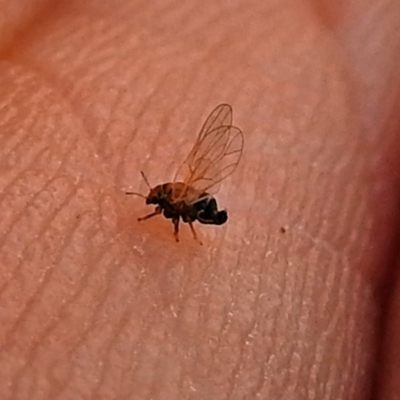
[1,1,400,399]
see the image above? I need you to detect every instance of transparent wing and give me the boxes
[188,125,243,194]
[175,104,233,178]
[197,103,232,142]
[173,104,243,204]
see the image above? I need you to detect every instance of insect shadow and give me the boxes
[126,103,244,245]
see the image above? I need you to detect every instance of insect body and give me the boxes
[126,103,244,244]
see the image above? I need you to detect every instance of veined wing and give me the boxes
[197,103,232,142]
[173,104,243,204]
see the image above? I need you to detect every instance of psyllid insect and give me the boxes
[126,103,244,244]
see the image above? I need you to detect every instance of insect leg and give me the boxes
[138,206,162,221]
[188,221,203,246]
[173,217,180,242]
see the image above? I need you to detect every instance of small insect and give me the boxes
[126,103,244,244]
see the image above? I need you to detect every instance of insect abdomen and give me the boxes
[196,197,228,225]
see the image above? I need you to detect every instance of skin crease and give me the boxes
[0,1,400,400]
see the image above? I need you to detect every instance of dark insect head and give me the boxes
[125,170,159,203]
[145,185,165,204]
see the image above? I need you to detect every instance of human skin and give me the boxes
[1,0,400,399]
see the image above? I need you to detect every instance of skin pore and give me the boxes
[1,1,400,399]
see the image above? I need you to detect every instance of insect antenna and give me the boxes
[140,170,152,188]
[125,170,152,198]
[125,191,146,198]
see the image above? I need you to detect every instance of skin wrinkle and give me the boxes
[16,217,111,363]
[91,72,153,154]
[138,71,200,179]
[0,62,106,185]
[121,72,212,185]
[116,81,168,189]
[89,308,132,399]
[0,148,78,248]
[45,245,112,398]
[229,308,262,395]
[49,256,131,399]
[0,146,50,206]
[219,251,250,397]
[374,239,400,398]
[1,110,43,162]
[377,249,400,399]
[120,310,156,399]
[0,1,399,400]
[1,193,93,354]
[65,262,128,397]
[10,213,100,393]
[0,174,79,300]
[0,67,119,396]
[65,254,126,357]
